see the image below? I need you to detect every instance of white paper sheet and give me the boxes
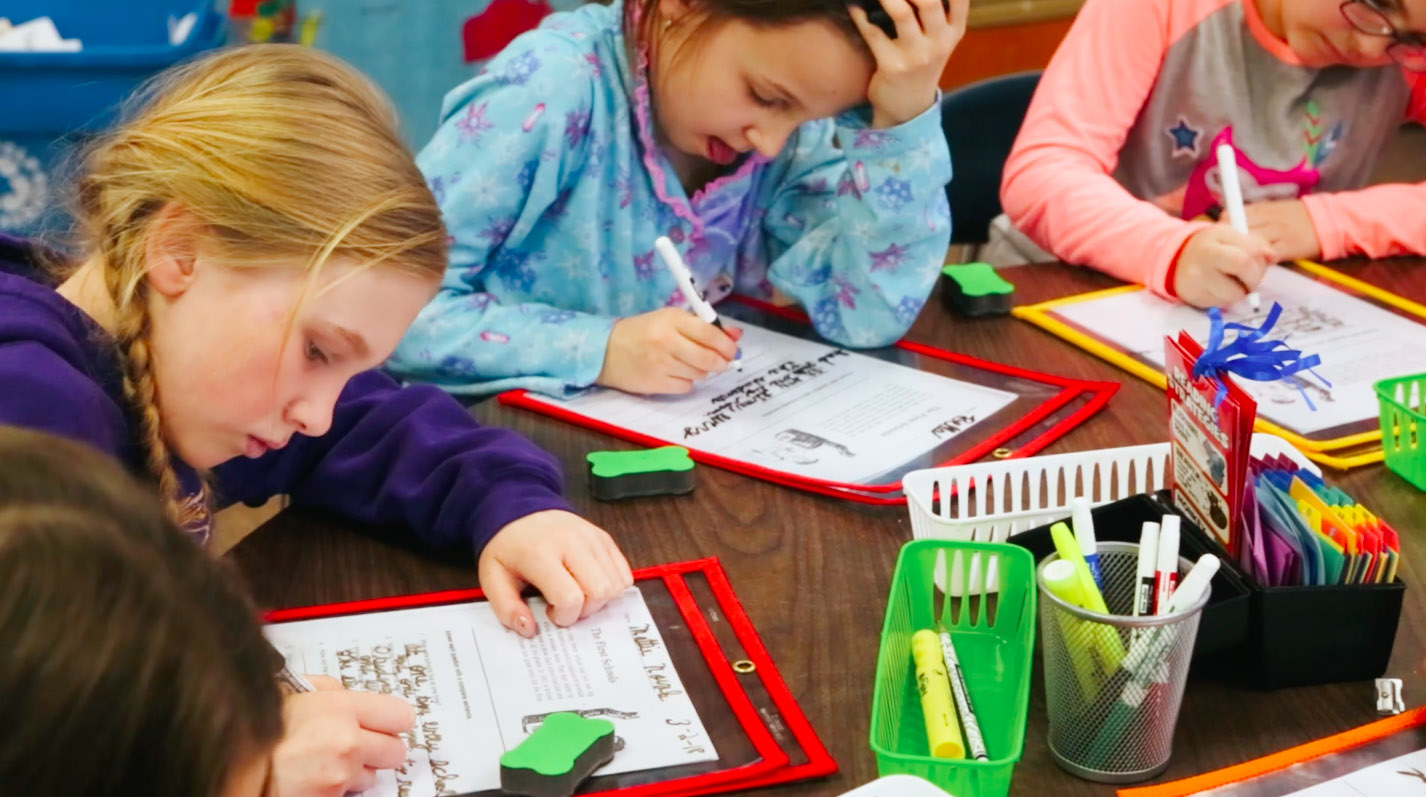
[838,774,954,796]
[524,324,1018,484]
[1283,746,1426,795]
[265,588,718,797]
[1052,267,1426,435]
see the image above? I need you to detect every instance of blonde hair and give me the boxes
[69,44,446,527]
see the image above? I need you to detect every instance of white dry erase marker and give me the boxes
[1154,514,1181,615]
[1134,521,1160,619]
[654,236,743,371]
[1119,554,1220,679]
[277,665,316,693]
[1165,554,1219,615]
[1071,497,1102,590]
[1215,143,1259,311]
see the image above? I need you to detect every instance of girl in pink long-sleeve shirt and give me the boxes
[1000,0,1426,307]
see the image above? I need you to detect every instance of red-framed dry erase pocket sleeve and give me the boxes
[498,295,1120,505]
[264,558,835,797]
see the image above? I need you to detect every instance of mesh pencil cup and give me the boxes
[1037,542,1210,783]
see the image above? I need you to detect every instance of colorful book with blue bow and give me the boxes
[1165,303,1328,560]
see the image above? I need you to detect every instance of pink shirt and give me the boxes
[1001,0,1426,297]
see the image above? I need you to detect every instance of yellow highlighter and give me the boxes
[1042,558,1124,681]
[1050,522,1111,614]
[1041,559,1104,700]
[911,629,965,759]
[1043,556,1093,607]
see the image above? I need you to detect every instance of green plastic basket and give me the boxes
[1376,373,1426,491]
[869,540,1036,797]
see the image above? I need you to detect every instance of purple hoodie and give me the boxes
[0,235,570,553]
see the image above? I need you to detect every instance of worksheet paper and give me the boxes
[522,324,1018,484]
[1282,746,1426,796]
[1051,267,1426,435]
[265,588,718,797]
[838,774,954,796]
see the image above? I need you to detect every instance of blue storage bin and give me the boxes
[0,0,226,234]
[301,0,586,149]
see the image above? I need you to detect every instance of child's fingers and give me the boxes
[656,353,710,385]
[1183,278,1240,310]
[1214,220,1278,260]
[611,553,635,593]
[519,558,585,628]
[1252,235,1279,265]
[879,0,926,41]
[585,526,634,599]
[353,769,379,794]
[632,371,696,394]
[1224,253,1270,292]
[1208,275,1249,308]
[350,692,418,735]
[308,674,344,691]
[1216,237,1273,290]
[357,727,410,770]
[909,0,950,39]
[674,345,727,377]
[478,564,537,638]
[605,530,635,588]
[668,338,730,379]
[946,0,969,34]
[847,4,897,61]
[674,313,737,361]
[1192,262,1247,308]
[1234,227,1278,263]
[654,376,696,394]
[563,542,623,620]
[921,0,968,52]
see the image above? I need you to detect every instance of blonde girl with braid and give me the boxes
[0,44,631,797]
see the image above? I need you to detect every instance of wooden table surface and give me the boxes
[229,259,1426,796]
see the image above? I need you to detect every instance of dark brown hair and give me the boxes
[0,426,284,796]
[626,0,871,58]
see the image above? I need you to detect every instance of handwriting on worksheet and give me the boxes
[526,324,1017,484]
[267,589,719,797]
[1053,267,1426,435]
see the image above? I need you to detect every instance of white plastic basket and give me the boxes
[903,434,1317,594]
[903,433,1317,545]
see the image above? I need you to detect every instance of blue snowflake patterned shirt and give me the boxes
[389,0,952,396]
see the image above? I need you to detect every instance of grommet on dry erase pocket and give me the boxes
[586,446,695,501]
[500,712,616,797]
[941,262,1014,318]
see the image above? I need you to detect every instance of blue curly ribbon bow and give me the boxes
[1191,302,1330,410]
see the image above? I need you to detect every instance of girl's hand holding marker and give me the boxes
[598,236,745,396]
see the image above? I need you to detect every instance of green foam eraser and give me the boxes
[500,712,616,797]
[941,262,1015,317]
[586,446,695,501]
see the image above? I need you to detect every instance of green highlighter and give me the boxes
[941,262,1015,317]
[500,712,617,797]
[586,446,696,501]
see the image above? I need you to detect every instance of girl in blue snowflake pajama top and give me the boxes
[389,0,954,397]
